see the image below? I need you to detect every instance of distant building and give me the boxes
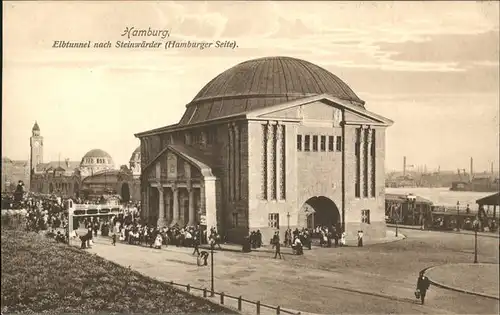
[136,56,393,244]
[27,122,141,201]
[1,157,30,192]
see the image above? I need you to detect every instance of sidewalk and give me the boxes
[387,224,500,238]
[425,263,499,300]
[200,230,406,254]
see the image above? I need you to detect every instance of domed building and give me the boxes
[135,56,393,244]
[129,146,141,178]
[79,149,115,177]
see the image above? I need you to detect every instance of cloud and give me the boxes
[375,31,499,65]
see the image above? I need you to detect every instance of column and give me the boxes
[204,177,217,232]
[359,126,365,198]
[165,189,171,225]
[228,123,234,201]
[275,122,282,200]
[188,186,196,226]
[157,185,165,227]
[366,128,372,198]
[171,185,179,226]
[266,122,274,200]
[234,123,240,200]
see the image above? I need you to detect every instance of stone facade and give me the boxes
[137,96,392,244]
[136,57,393,245]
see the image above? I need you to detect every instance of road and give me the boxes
[87,228,499,314]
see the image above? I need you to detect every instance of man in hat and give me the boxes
[416,271,431,305]
[272,231,282,259]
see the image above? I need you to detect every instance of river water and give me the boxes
[385,187,494,208]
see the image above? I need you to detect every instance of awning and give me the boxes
[476,192,500,206]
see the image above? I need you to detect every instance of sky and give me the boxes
[2,1,499,173]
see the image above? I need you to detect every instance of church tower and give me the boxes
[30,121,43,175]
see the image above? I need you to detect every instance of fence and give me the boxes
[168,281,301,315]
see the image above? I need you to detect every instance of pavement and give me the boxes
[199,229,406,254]
[81,228,499,315]
[387,224,500,238]
[425,263,500,300]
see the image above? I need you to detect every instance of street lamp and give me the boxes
[393,203,399,237]
[210,238,215,297]
[473,217,479,263]
[456,201,460,232]
[406,194,416,229]
[287,212,290,230]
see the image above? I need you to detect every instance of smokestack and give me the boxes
[492,162,494,174]
[403,156,407,176]
[65,158,70,168]
[470,157,474,180]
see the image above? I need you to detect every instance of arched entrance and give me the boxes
[300,196,341,230]
[121,183,130,203]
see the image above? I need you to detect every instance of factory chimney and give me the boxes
[491,162,494,174]
[403,156,407,177]
[470,157,474,181]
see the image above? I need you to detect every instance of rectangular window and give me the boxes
[336,136,342,151]
[355,129,361,198]
[363,130,369,198]
[328,136,334,151]
[320,136,326,151]
[232,213,239,227]
[304,135,310,151]
[268,213,280,228]
[312,135,318,151]
[371,130,376,197]
[297,135,302,151]
[361,210,371,224]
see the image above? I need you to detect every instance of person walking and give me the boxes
[416,271,431,305]
[192,233,200,256]
[272,231,282,259]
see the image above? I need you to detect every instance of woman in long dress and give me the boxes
[154,234,162,249]
[340,232,346,247]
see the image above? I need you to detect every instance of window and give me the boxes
[336,136,342,151]
[312,135,318,151]
[304,135,310,151]
[320,136,326,151]
[328,136,334,151]
[232,213,239,227]
[268,213,280,228]
[361,210,371,224]
[297,135,302,151]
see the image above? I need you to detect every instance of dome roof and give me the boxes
[83,149,112,159]
[179,56,364,126]
[129,146,141,162]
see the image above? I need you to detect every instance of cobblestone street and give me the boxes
[87,228,499,314]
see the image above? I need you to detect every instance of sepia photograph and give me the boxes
[1,1,499,314]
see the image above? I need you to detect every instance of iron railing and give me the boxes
[168,280,301,315]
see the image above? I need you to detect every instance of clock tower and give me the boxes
[30,121,43,176]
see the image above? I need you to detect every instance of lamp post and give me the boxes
[473,218,479,263]
[393,204,399,237]
[287,212,290,230]
[456,201,460,231]
[210,239,215,297]
[406,194,416,229]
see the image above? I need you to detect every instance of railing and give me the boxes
[168,281,301,315]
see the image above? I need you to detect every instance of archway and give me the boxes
[121,183,131,203]
[301,196,341,230]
